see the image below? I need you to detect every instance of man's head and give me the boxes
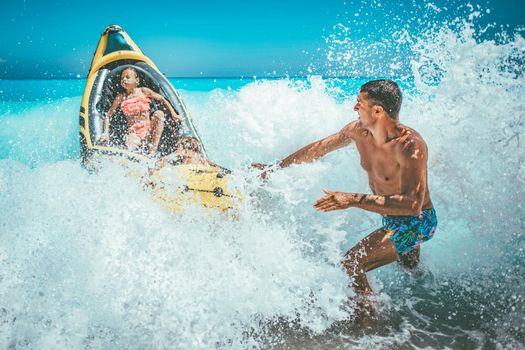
[354,80,402,126]
[120,67,140,91]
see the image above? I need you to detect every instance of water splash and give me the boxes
[0,5,524,349]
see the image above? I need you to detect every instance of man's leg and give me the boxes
[399,246,420,269]
[149,110,165,155]
[342,228,399,296]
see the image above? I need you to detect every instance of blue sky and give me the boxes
[0,0,523,78]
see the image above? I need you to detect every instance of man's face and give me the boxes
[353,92,376,127]
[120,69,139,90]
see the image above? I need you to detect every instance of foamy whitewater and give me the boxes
[0,8,524,350]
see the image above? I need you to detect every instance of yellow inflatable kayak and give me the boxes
[79,25,238,212]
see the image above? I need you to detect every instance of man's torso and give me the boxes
[352,122,433,210]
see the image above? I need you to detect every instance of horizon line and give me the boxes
[0,75,400,81]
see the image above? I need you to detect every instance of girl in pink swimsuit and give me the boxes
[101,67,182,155]
[121,95,152,140]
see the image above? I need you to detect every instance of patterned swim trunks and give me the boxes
[382,208,438,256]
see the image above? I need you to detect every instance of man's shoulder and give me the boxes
[339,120,359,138]
[343,120,374,141]
[394,125,428,161]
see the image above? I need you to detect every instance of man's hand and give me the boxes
[314,190,362,212]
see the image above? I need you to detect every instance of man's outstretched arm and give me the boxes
[278,121,357,168]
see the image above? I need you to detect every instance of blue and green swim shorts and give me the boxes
[382,208,438,256]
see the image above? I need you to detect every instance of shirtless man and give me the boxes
[254,80,437,301]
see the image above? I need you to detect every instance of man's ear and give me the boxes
[374,105,384,114]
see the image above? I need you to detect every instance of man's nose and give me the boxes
[353,103,359,111]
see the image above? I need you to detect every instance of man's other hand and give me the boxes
[314,190,362,212]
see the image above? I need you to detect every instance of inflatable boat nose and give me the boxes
[104,25,134,54]
[104,24,123,35]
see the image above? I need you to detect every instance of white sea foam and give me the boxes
[0,158,353,349]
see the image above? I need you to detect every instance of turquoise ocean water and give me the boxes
[0,11,524,350]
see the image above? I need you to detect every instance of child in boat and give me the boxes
[100,67,182,155]
[174,137,214,166]
[154,137,215,168]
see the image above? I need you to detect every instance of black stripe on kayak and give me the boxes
[183,186,233,198]
[145,181,233,198]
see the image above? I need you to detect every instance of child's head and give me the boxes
[174,137,206,164]
[120,67,140,90]
[176,137,203,156]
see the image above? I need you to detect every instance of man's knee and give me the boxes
[342,246,368,272]
[399,247,420,269]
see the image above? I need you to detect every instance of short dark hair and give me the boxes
[360,80,402,119]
